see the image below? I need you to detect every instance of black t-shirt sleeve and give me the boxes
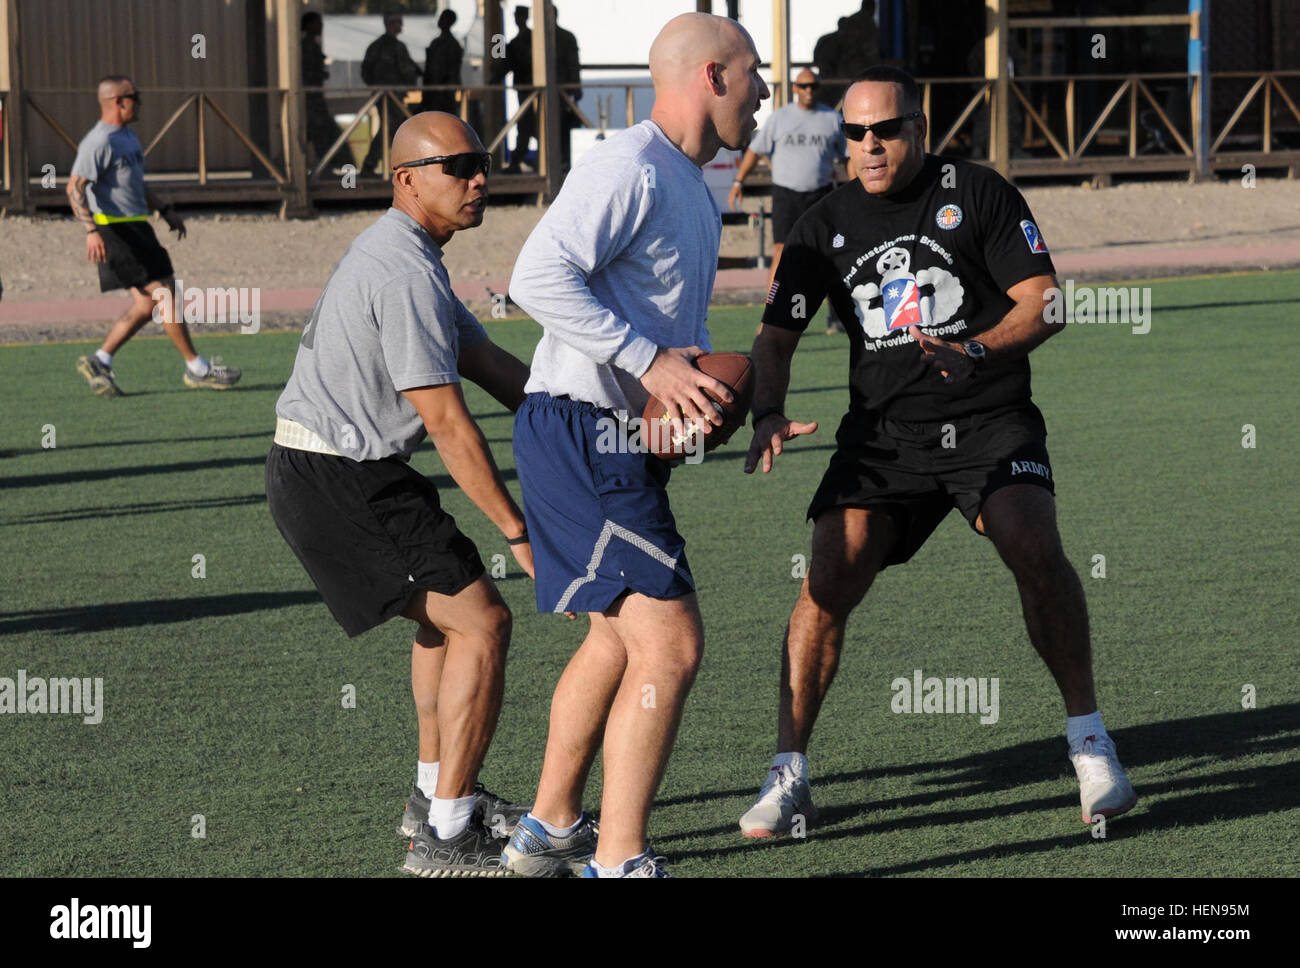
[760,216,836,333]
[975,171,1057,293]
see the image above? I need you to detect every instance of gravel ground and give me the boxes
[2,174,1298,342]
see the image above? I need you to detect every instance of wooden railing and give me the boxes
[4,69,1298,215]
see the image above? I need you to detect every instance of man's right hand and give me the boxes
[86,230,106,264]
[727,181,743,212]
[744,412,818,474]
[640,345,732,434]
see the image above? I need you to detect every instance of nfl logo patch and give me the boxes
[832,233,845,248]
[1020,219,1048,253]
[934,204,963,230]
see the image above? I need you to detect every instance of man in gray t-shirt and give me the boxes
[266,112,533,878]
[730,68,847,332]
[68,75,240,395]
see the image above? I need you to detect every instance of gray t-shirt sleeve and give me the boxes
[455,300,489,352]
[508,155,659,378]
[70,136,107,183]
[375,272,464,391]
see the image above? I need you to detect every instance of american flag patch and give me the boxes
[766,280,780,305]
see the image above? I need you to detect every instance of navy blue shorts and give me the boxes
[513,392,695,614]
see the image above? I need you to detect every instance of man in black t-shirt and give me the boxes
[738,67,1137,839]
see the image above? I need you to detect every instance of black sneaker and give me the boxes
[474,783,531,840]
[76,355,123,396]
[397,782,530,840]
[397,783,430,839]
[402,820,510,878]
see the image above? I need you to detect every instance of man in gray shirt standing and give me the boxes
[730,68,847,332]
[266,112,532,878]
[68,75,240,395]
[501,12,769,879]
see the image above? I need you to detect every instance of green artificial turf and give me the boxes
[1,270,1297,877]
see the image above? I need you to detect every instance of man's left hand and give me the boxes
[908,325,975,383]
[163,210,186,240]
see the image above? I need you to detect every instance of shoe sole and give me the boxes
[77,359,122,397]
[401,859,511,878]
[501,846,591,878]
[1082,794,1138,824]
[183,378,237,390]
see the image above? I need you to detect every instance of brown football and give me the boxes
[642,352,755,462]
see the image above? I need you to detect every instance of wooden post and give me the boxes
[772,0,789,108]
[695,0,711,11]
[533,0,561,201]
[276,0,310,218]
[3,0,29,213]
[483,0,505,170]
[985,0,1010,178]
[1189,0,1210,178]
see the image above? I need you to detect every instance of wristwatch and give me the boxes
[961,340,987,365]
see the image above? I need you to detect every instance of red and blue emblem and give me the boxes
[1020,219,1048,253]
[935,204,963,230]
[882,277,922,330]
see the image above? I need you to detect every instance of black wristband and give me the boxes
[752,408,786,429]
[506,531,529,546]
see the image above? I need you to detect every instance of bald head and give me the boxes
[391,111,482,169]
[648,12,751,93]
[97,76,133,101]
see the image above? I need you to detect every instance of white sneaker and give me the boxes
[1070,734,1138,824]
[739,764,819,838]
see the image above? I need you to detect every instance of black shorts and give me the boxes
[807,404,1056,568]
[265,444,485,637]
[96,221,174,292]
[772,183,834,244]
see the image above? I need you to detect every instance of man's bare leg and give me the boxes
[100,288,156,356]
[778,507,896,753]
[976,485,1097,716]
[411,625,447,765]
[594,592,704,867]
[140,279,198,362]
[401,576,511,800]
[529,612,627,828]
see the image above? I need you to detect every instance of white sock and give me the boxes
[417,761,439,800]
[427,794,476,840]
[186,355,210,377]
[589,853,645,877]
[94,348,113,367]
[773,751,808,780]
[536,812,582,839]
[1067,711,1107,750]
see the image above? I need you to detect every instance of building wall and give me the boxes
[18,0,284,177]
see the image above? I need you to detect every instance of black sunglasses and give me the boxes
[841,112,921,142]
[794,81,820,90]
[117,92,141,102]
[392,152,491,179]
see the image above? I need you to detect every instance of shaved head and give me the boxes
[390,111,490,246]
[648,13,749,93]
[97,76,133,100]
[646,13,769,164]
[391,111,480,169]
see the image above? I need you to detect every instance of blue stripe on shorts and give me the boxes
[512,392,695,614]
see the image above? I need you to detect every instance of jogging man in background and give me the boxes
[69,76,240,396]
